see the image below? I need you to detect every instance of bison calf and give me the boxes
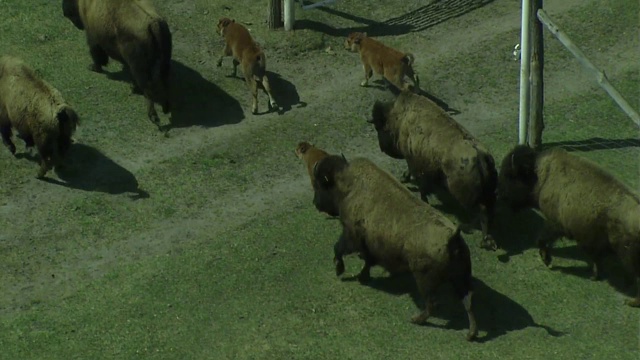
[0,55,80,178]
[498,145,640,307]
[313,155,478,341]
[295,141,330,190]
[368,90,498,250]
[344,32,419,92]
[216,18,277,115]
[62,0,172,129]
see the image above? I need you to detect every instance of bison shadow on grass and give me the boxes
[105,60,245,131]
[343,273,564,342]
[37,143,148,199]
[227,70,306,115]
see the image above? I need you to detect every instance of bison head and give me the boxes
[217,17,235,36]
[344,32,366,52]
[312,154,348,217]
[367,100,404,159]
[56,105,80,161]
[62,0,84,30]
[497,145,539,211]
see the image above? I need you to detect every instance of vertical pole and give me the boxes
[284,0,295,31]
[268,0,283,29]
[518,0,532,145]
[528,0,544,149]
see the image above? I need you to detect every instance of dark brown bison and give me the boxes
[62,0,172,129]
[498,144,640,307]
[216,17,277,115]
[344,32,419,92]
[313,155,478,341]
[295,141,330,190]
[0,55,80,178]
[368,90,498,250]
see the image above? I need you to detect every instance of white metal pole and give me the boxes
[518,0,532,144]
[284,0,295,31]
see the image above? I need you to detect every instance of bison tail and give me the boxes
[402,53,416,67]
[148,19,173,82]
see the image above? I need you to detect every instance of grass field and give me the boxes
[1,0,639,358]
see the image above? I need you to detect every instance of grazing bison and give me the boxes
[216,17,277,115]
[344,32,419,92]
[368,90,498,250]
[313,155,478,341]
[295,141,330,190]
[498,144,640,307]
[0,55,80,178]
[62,0,172,129]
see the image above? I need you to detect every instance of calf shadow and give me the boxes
[228,71,307,115]
[104,60,245,132]
[345,272,564,342]
[39,143,148,200]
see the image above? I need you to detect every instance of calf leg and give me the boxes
[259,75,278,111]
[537,224,561,268]
[231,59,240,77]
[88,45,109,73]
[0,125,16,155]
[360,64,373,87]
[246,77,259,115]
[216,44,231,67]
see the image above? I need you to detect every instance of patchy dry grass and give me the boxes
[0,0,638,359]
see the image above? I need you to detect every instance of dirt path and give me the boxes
[2,0,636,318]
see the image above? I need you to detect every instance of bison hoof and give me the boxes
[36,170,47,179]
[625,298,640,307]
[88,64,103,73]
[360,81,368,87]
[7,144,16,155]
[411,313,428,325]
[335,260,345,276]
[481,236,498,251]
[466,331,478,342]
[216,61,223,67]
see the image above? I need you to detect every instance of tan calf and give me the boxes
[344,32,419,92]
[216,18,277,115]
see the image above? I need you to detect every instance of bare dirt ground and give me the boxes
[1,0,639,358]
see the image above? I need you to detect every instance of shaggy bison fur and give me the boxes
[0,55,80,178]
[368,90,498,250]
[216,17,277,115]
[62,0,172,129]
[498,145,640,307]
[312,155,478,340]
[344,32,419,92]
[295,141,330,190]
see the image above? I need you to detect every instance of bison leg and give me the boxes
[586,255,605,281]
[357,256,376,283]
[479,204,498,251]
[259,75,278,111]
[626,278,640,307]
[146,99,161,129]
[360,64,372,87]
[35,141,54,179]
[88,45,109,73]
[537,224,561,268]
[411,272,437,325]
[0,125,16,155]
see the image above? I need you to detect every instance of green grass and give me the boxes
[1,0,639,359]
